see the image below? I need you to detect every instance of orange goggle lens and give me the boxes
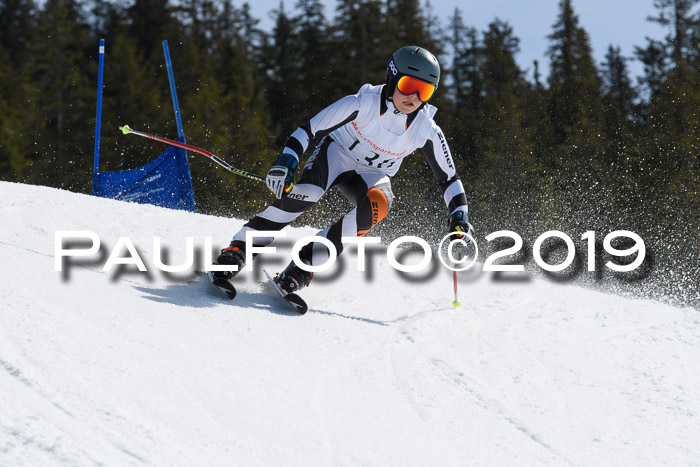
[396,75,436,102]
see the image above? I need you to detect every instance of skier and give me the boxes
[214,45,473,294]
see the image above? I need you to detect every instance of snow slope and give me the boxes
[1,181,699,466]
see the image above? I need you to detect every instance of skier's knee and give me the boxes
[368,187,392,223]
[357,186,392,236]
[373,183,393,213]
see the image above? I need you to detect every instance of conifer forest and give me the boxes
[0,0,698,307]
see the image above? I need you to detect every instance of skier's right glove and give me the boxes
[266,153,298,199]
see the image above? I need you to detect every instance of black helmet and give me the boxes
[386,46,440,101]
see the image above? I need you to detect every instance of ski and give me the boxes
[263,269,308,315]
[208,271,237,300]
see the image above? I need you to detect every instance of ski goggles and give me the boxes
[396,75,437,102]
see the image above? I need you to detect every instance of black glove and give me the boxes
[448,210,474,243]
[448,210,474,260]
[266,153,298,198]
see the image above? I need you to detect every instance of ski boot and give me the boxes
[275,261,313,294]
[212,243,246,280]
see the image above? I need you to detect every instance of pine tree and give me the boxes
[294,0,334,106]
[263,3,303,147]
[644,67,700,244]
[126,0,179,63]
[545,0,606,223]
[384,0,442,55]
[521,59,549,177]
[329,0,388,94]
[546,0,604,145]
[0,0,36,181]
[213,0,273,215]
[447,8,481,110]
[474,19,539,231]
[635,38,668,99]
[601,45,638,169]
[639,0,700,232]
[0,44,33,181]
[597,44,646,230]
[23,0,95,191]
[0,0,36,66]
[442,7,483,218]
[648,0,700,65]
[635,1,700,101]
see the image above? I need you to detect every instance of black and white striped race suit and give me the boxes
[232,83,469,266]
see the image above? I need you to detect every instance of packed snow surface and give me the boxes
[1,181,699,466]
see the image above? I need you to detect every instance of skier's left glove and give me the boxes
[448,210,474,261]
[266,153,298,199]
[448,210,475,245]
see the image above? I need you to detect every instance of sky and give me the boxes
[246,0,668,81]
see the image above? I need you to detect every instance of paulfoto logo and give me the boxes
[54,229,647,277]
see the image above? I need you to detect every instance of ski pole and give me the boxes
[119,124,265,183]
[452,270,461,308]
